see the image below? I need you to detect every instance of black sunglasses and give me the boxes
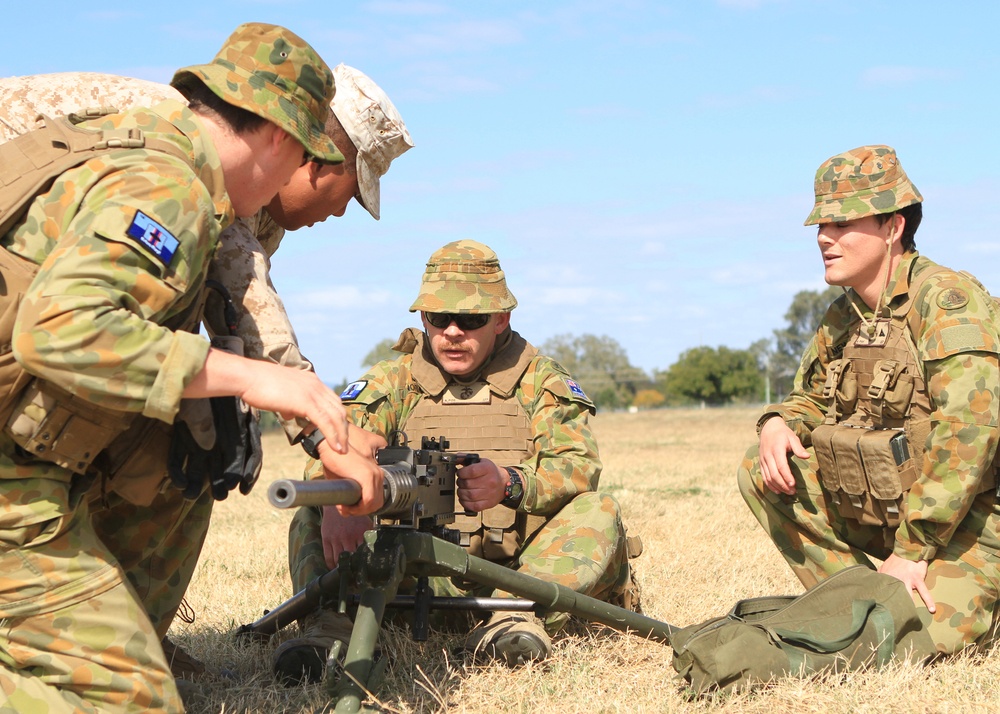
[425,312,492,330]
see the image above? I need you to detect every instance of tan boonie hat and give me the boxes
[409,240,517,314]
[805,144,922,225]
[171,22,344,164]
[332,64,414,220]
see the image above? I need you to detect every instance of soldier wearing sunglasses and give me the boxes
[275,239,641,683]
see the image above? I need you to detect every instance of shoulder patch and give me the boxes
[564,378,589,401]
[340,380,368,401]
[126,210,179,266]
[937,287,970,311]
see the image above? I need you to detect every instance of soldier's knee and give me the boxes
[576,491,623,528]
[736,454,763,503]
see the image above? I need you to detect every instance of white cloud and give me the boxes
[284,286,396,311]
[860,65,955,86]
[397,20,523,54]
[696,84,798,110]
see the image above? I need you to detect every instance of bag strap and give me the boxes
[730,596,796,622]
[769,599,896,664]
[0,111,194,238]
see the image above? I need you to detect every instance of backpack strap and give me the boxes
[0,111,193,237]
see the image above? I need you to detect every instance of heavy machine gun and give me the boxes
[239,433,675,713]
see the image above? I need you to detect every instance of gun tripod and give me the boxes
[239,525,675,714]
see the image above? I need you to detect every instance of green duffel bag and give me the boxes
[669,566,935,694]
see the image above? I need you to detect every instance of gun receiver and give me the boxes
[267,433,478,530]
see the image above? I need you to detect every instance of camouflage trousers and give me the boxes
[0,452,181,713]
[737,444,1000,654]
[89,482,213,639]
[288,492,636,633]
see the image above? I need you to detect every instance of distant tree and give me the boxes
[659,345,762,406]
[362,338,398,369]
[770,286,840,397]
[632,389,665,410]
[540,333,649,411]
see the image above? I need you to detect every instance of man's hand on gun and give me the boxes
[456,458,507,512]
[316,425,388,516]
[321,506,372,568]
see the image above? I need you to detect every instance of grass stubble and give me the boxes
[173,407,1000,713]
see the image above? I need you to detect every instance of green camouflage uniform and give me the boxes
[0,63,413,649]
[0,73,315,643]
[0,23,338,713]
[288,241,636,634]
[738,146,1000,654]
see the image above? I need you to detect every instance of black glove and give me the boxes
[167,412,220,500]
[211,394,263,497]
[167,396,262,501]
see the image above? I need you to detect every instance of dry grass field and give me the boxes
[174,407,1000,713]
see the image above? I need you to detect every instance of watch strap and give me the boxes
[502,466,523,508]
[301,429,326,459]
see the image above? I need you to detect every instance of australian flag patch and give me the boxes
[340,380,368,401]
[126,210,179,266]
[565,378,589,400]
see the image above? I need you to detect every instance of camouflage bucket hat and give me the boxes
[171,22,344,164]
[409,240,518,314]
[804,144,922,225]
[332,64,414,220]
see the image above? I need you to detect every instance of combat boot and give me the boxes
[272,609,356,685]
[162,638,209,709]
[161,636,207,679]
[462,612,551,667]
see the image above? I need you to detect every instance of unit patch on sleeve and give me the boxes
[937,287,970,311]
[126,210,179,266]
[340,380,368,400]
[565,378,589,400]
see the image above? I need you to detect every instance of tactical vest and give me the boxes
[403,331,547,561]
[0,110,202,479]
[813,263,997,527]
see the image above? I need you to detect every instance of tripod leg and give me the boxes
[412,576,431,642]
[328,586,388,714]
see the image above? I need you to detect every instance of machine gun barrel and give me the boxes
[267,435,475,530]
[268,463,416,510]
[268,478,363,509]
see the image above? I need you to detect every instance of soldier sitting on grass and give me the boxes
[275,239,642,684]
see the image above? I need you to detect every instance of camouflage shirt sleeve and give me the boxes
[206,211,313,441]
[893,276,1000,561]
[514,356,602,515]
[0,72,182,143]
[341,357,417,439]
[10,150,218,423]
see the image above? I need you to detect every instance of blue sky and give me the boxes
[5,2,1000,386]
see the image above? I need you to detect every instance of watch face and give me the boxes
[506,469,523,501]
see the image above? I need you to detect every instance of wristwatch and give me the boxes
[502,467,524,509]
[300,429,326,459]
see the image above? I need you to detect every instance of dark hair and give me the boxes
[173,75,268,135]
[875,202,922,252]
